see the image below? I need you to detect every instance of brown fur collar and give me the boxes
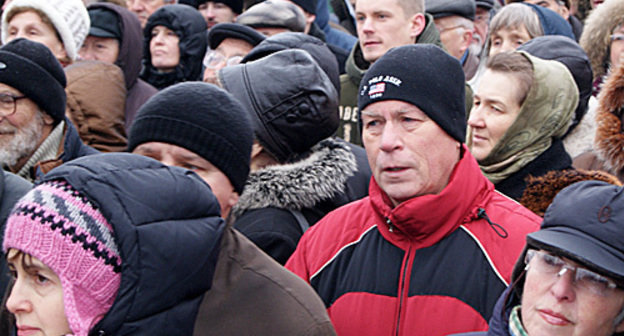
[595,63,624,172]
[520,169,622,216]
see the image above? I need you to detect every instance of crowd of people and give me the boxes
[0,0,623,334]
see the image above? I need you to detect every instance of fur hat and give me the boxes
[358,44,466,143]
[4,179,121,336]
[1,0,90,61]
[0,38,67,123]
[128,82,253,194]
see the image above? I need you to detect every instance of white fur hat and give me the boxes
[1,0,90,60]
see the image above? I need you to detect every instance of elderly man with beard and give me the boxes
[0,38,96,182]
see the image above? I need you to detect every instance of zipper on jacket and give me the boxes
[395,245,411,336]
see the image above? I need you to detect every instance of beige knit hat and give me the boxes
[1,0,90,60]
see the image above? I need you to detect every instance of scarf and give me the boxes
[468,52,578,184]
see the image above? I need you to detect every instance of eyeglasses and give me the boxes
[203,50,243,69]
[611,34,624,43]
[0,94,27,118]
[437,25,467,34]
[525,249,620,297]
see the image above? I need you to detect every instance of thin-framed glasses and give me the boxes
[525,249,620,297]
[203,50,244,69]
[0,94,27,118]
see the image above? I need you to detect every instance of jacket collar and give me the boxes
[232,138,358,217]
[369,147,493,248]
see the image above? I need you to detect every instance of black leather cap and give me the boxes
[208,23,265,50]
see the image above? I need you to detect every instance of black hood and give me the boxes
[140,4,207,89]
[88,3,144,90]
[39,153,224,334]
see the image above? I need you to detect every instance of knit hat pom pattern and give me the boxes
[4,180,121,336]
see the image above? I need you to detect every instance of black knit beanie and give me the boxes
[291,0,316,14]
[0,38,66,123]
[127,82,253,194]
[358,44,466,143]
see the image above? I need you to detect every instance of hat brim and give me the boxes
[89,27,118,39]
[527,227,624,282]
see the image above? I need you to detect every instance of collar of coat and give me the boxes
[232,138,358,216]
[368,145,493,247]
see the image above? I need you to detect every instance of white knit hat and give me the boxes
[1,0,90,60]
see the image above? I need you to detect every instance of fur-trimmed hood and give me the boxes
[594,63,624,172]
[580,0,624,81]
[232,138,357,216]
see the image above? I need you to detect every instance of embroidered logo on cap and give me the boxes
[365,75,402,99]
[0,62,6,70]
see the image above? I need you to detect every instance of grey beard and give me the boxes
[0,112,44,168]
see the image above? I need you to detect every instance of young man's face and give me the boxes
[133,142,240,218]
[354,0,424,63]
[199,1,237,29]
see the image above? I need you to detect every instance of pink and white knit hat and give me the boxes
[3,179,121,336]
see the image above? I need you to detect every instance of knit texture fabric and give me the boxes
[1,0,90,60]
[0,38,67,123]
[128,82,253,194]
[358,44,466,143]
[3,180,121,336]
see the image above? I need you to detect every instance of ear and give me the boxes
[559,5,570,20]
[42,112,54,125]
[409,13,426,41]
[306,13,316,25]
[226,191,240,209]
[460,28,473,54]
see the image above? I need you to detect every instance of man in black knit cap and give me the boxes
[126,81,336,335]
[286,44,540,335]
[0,38,96,182]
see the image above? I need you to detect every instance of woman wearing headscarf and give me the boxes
[467,50,578,200]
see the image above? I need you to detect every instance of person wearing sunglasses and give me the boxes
[456,180,624,336]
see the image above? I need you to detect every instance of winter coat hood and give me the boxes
[88,3,143,90]
[38,153,225,335]
[65,60,127,153]
[232,138,358,217]
[580,0,624,81]
[141,4,207,90]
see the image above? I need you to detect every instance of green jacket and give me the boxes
[336,13,473,145]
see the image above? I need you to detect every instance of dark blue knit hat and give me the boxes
[358,44,466,143]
